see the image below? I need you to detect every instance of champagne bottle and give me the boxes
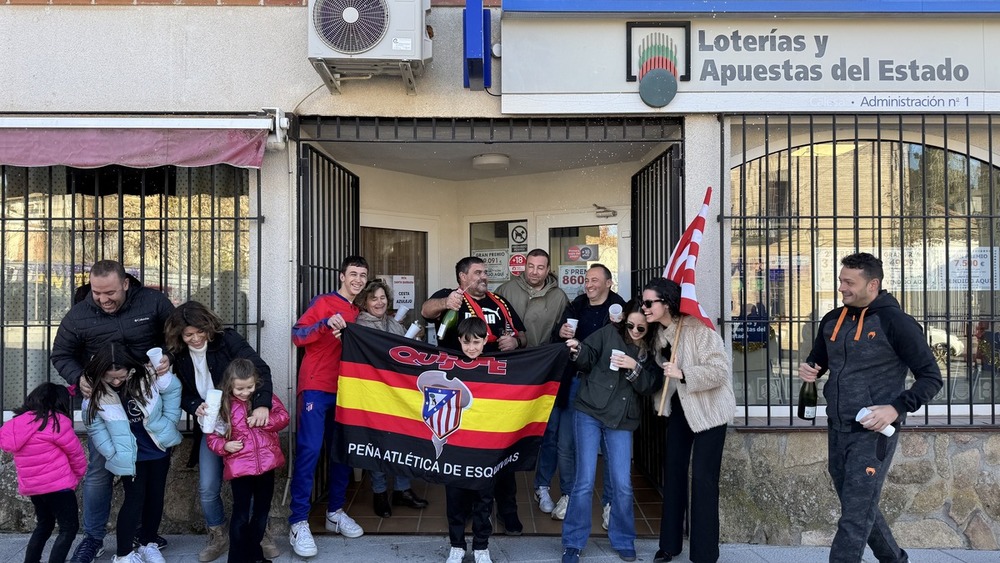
[436,289,463,340]
[798,362,818,420]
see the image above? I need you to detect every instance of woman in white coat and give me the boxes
[641,278,735,563]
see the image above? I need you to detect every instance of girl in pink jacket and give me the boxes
[206,359,289,563]
[0,383,86,563]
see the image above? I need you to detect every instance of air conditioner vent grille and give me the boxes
[313,0,389,55]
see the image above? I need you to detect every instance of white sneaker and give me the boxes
[602,502,611,530]
[136,543,165,563]
[473,549,493,563]
[551,494,569,520]
[135,542,167,563]
[111,552,143,563]
[326,508,364,538]
[445,546,466,563]
[534,486,555,513]
[289,520,318,558]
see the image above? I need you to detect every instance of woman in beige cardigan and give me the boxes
[641,278,735,563]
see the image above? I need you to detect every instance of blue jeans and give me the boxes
[82,438,113,540]
[533,403,561,492]
[561,411,635,553]
[542,378,579,497]
[199,435,226,527]
[370,472,411,494]
[289,390,352,524]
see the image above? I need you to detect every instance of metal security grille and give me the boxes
[0,163,262,412]
[297,144,360,311]
[295,143,360,502]
[727,114,1000,428]
[631,145,683,490]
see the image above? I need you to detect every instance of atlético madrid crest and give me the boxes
[417,370,473,459]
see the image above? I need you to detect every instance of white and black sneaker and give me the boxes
[289,520,318,558]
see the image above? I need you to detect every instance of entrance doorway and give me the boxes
[293,116,684,536]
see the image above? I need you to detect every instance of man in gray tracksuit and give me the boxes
[799,252,942,563]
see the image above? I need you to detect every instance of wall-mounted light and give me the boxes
[472,153,510,170]
[593,203,618,218]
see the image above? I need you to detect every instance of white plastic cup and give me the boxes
[566,318,579,337]
[394,306,410,323]
[608,304,624,323]
[146,347,163,368]
[609,349,625,371]
[405,321,421,339]
[856,407,896,437]
[201,389,224,434]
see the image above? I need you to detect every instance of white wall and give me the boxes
[1,5,728,393]
[0,6,499,117]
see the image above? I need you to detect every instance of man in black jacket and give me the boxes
[799,253,942,563]
[549,264,627,524]
[52,260,175,563]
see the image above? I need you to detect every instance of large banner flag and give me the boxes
[663,186,715,330]
[334,324,568,489]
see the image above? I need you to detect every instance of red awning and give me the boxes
[0,117,272,169]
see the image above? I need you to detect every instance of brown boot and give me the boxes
[260,522,281,559]
[198,525,228,562]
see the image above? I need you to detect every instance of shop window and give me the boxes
[361,226,428,327]
[729,114,1000,425]
[1,164,258,411]
[549,225,619,300]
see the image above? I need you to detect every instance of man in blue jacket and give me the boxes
[799,252,942,563]
[52,260,174,563]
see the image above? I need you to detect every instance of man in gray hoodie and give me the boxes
[799,252,942,563]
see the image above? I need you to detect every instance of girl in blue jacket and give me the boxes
[82,344,182,563]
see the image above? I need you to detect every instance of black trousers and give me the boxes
[659,394,727,563]
[26,490,79,563]
[228,471,276,563]
[828,429,906,563]
[445,485,494,551]
[117,455,170,557]
[493,468,519,524]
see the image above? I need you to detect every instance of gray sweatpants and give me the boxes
[828,428,908,563]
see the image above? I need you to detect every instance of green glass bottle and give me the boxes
[798,362,818,420]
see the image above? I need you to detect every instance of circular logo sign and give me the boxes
[579,246,594,261]
[511,225,528,244]
[509,254,526,275]
[567,245,581,261]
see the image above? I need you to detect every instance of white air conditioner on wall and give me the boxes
[308,0,433,94]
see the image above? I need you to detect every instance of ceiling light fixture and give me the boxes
[472,153,510,170]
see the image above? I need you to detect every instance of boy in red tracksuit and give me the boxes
[287,255,369,557]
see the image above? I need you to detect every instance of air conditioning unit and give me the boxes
[308,0,433,94]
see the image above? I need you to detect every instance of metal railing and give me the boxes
[725,114,1000,428]
[0,163,262,415]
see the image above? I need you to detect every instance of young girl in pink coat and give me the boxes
[0,383,86,563]
[206,359,289,563]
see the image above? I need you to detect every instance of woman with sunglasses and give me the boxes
[163,301,277,562]
[641,278,734,563]
[353,279,429,518]
[560,300,659,563]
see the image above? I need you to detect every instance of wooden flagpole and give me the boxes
[657,319,684,416]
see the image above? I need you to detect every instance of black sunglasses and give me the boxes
[641,298,665,309]
[625,322,646,334]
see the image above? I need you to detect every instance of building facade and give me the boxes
[1,0,997,548]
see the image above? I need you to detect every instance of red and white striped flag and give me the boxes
[662,186,714,330]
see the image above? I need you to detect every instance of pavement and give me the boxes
[1,533,998,563]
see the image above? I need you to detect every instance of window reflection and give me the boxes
[730,137,1000,409]
[1,164,254,409]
